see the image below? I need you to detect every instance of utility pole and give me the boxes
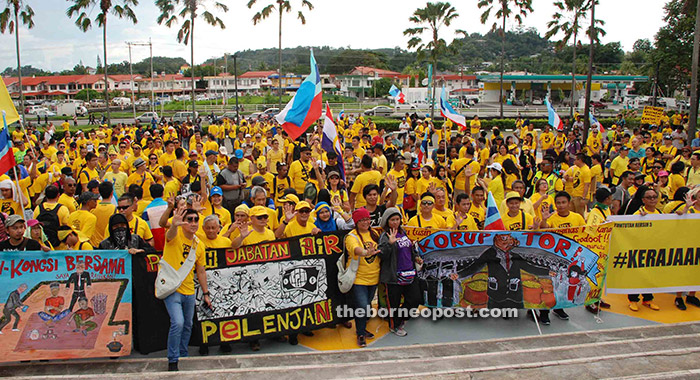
[460,66,464,110]
[582,0,596,142]
[127,40,155,115]
[149,38,154,113]
[224,53,228,106]
[127,42,136,120]
[689,0,700,140]
[234,54,240,120]
[652,61,660,107]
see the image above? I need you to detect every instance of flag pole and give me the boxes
[2,111,26,215]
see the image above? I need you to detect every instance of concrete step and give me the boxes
[3,322,700,379]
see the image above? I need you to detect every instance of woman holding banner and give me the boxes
[378,207,422,337]
[345,208,381,348]
[625,186,660,312]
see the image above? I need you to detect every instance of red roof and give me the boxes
[435,74,477,81]
[349,66,411,79]
[239,71,276,78]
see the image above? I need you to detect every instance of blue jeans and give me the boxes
[350,284,377,337]
[164,292,195,363]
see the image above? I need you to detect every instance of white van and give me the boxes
[173,111,198,123]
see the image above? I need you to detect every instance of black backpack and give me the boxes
[37,203,62,247]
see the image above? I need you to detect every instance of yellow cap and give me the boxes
[234,204,250,215]
[249,205,268,217]
[279,194,299,204]
[505,191,523,202]
[294,201,312,211]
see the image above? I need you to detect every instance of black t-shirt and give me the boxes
[0,238,42,251]
[368,204,387,229]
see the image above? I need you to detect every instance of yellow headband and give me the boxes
[421,195,435,203]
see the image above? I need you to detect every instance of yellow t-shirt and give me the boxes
[67,210,97,243]
[565,165,592,198]
[126,172,156,201]
[669,173,686,198]
[350,170,382,208]
[289,160,313,193]
[241,228,276,246]
[547,212,585,228]
[488,175,505,205]
[34,202,70,226]
[453,212,478,231]
[407,214,447,229]
[415,176,444,196]
[197,233,232,249]
[468,204,486,230]
[587,206,611,225]
[283,219,315,237]
[502,210,533,231]
[162,229,206,295]
[530,193,554,221]
[539,132,554,151]
[345,230,380,286]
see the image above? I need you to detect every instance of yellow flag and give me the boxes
[0,78,19,126]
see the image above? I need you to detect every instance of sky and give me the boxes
[0,0,668,73]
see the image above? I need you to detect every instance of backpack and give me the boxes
[37,203,62,247]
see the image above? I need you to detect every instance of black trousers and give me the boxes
[628,293,654,302]
[0,309,20,330]
[69,291,86,311]
[384,281,421,330]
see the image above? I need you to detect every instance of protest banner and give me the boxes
[405,225,610,309]
[0,250,131,362]
[640,106,665,125]
[195,231,349,345]
[606,214,700,294]
[131,252,170,354]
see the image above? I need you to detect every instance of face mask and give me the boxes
[113,227,128,248]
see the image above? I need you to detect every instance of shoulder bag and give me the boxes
[155,236,199,300]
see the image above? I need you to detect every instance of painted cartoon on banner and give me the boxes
[0,251,132,362]
[197,259,328,320]
[407,226,609,310]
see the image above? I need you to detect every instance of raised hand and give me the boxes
[386,175,398,191]
[191,194,204,212]
[283,202,297,222]
[172,208,187,227]
[166,196,176,209]
[428,181,437,194]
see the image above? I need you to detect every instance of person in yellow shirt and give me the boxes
[34,185,70,227]
[553,129,567,154]
[627,186,661,312]
[586,128,603,155]
[668,161,687,198]
[197,213,232,249]
[451,145,480,196]
[67,192,100,246]
[349,156,382,209]
[159,141,177,168]
[487,163,506,205]
[77,152,99,193]
[531,178,555,222]
[126,158,156,201]
[108,194,154,246]
[57,177,79,213]
[415,165,443,196]
[470,116,481,135]
[343,207,380,348]
[540,191,585,229]
[265,139,285,174]
[275,200,320,239]
[56,226,93,250]
[539,125,554,152]
[161,207,211,370]
[454,193,478,230]
[407,193,447,229]
[501,192,535,230]
[563,153,592,216]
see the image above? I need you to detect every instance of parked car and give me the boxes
[590,101,607,109]
[136,98,151,106]
[89,99,106,107]
[262,107,279,116]
[531,98,544,105]
[136,112,159,123]
[25,105,44,114]
[364,106,393,117]
[35,108,56,117]
[172,111,198,123]
[394,103,418,112]
[218,111,239,121]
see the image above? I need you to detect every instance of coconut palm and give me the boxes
[247,0,314,110]
[404,2,462,119]
[478,0,533,118]
[0,0,34,124]
[546,0,604,119]
[156,0,228,117]
[67,0,138,126]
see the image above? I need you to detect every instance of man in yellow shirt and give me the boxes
[108,194,154,246]
[501,192,535,231]
[539,125,554,152]
[563,153,592,216]
[288,146,314,194]
[58,177,79,213]
[609,146,630,186]
[77,152,99,193]
[407,193,447,228]
[349,155,382,209]
[470,116,481,135]
[67,192,100,246]
[126,158,156,201]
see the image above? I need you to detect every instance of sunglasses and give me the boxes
[116,205,131,211]
[421,201,434,206]
[254,215,269,220]
[653,166,663,169]
[298,209,311,214]
[65,183,76,187]
[644,195,658,200]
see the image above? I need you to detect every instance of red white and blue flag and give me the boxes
[589,112,605,133]
[545,99,564,131]
[484,191,506,230]
[0,111,17,175]
[276,49,323,141]
[321,102,345,180]
[439,87,466,129]
[389,84,405,104]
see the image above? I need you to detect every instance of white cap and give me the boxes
[486,162,503,171]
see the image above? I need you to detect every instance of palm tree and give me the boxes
[156,0,228,118]
[478,0,533,118]
[0,0,34,125]
[67,0,138,127]
[247,0,314,110]
[689,0,700,140]
[582,0,605,141]
[545,0,587,119]
[404,2,462,119]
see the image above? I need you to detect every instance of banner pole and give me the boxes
[531,310,543,336]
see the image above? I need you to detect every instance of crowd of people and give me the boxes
[1,108,699,370]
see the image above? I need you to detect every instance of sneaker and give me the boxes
[642,301,660,311]
[585,305,599,314]
[364,330,375,339]
[168,361,178,372]
[686,296,700,308]
[553,309,569,320]
[390,327,408,337]
[538,311,551,325]
[675,297,687,310]
[249,340,261,351]
[629,302,639,312]
[357,335,366,348]
[288,334,298,345]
